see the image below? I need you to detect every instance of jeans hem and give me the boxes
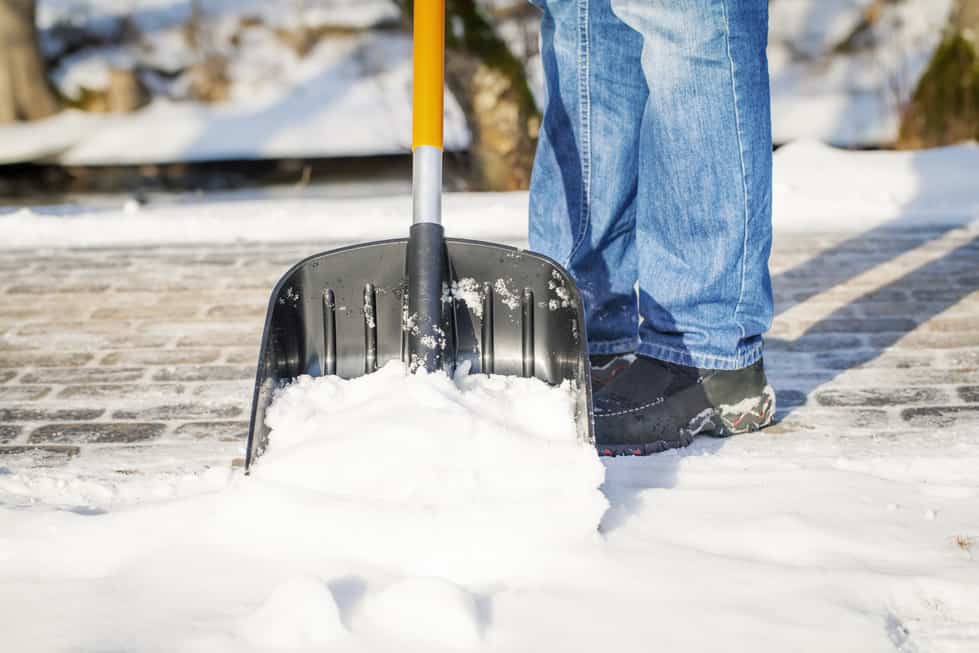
[588,337,639,356]
[637,339,763,371]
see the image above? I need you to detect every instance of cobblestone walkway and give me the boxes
[1,225,978,475]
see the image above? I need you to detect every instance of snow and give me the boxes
[0,0,957,165]
[772,140,979,231]
[7,1,468,164]
[1,377,978,651]
[2,125,979,652]
[768,0,954,146]
[3,141,978,250]
[48,34,468,165]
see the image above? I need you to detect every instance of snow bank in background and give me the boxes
[43,34,467,165]
[0,111,98,165]
[772,140,979,230]
[0,191,531,249]
[767,0,953,146]
[3,141,978,249]
[9,1,468,165]
[0,0,953,165]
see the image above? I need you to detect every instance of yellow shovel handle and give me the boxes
[412,0,444,150]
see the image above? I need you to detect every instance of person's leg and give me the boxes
[593,0,775,454]
[613,0,774,370]
[528,0,647,356]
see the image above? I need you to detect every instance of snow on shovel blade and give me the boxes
[245,238,594,470]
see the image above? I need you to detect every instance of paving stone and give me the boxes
[830,368,979,387]
[803,317,918,335]
[942,350,979,369]
[224,348,257,364]
[173,421,249,441]
[765,334,865,353]
[959,386,979,403]
[0,424,21,443]
[0,306,93,320]
[0,445,80,461]
[20,367,145,384]
[57,384,189,400]
[0,386,51,401]
[16,320,137,337]
[811,350,933,370]
[29,423,165,444]
[776,389,809,408]
[910,288,975,303]
[768,408,890,433]
[871,331,979,350]
[100,349,220,366]
[901,406,979,429]
[205,304,267,319]
[90,305,202,320]
[152,365,255,382]
[0,351,94,368]
[111,403,242,420]
[6,283,111,294]
[816,387,947,407]
[191,381,251,402]
[0,407,104,421]
[176,332,261,349]
[920,316,979,333]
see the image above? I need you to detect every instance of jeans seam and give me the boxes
[719,0,751,343]
[637,340,763,370]
[588,336,639,355]
[565,0,591,268]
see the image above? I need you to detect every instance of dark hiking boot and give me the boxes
[589,353,634,391]
[594,355,775,456]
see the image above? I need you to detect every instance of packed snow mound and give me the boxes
[237,576,346,649]
[251,363,608,571]
[258,362,601,504]
[359,577,482,648]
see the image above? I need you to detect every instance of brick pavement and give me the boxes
[1,225,977,474]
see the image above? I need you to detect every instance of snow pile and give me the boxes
[254,363,606,557]
[0,365,610,652]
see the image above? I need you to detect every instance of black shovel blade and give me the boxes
[244,238,594,471]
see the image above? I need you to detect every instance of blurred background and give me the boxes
[0,0,976,202]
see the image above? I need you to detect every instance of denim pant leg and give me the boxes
[528,0,647,355]
[612,0,774,370]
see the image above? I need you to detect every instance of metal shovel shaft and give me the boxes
[407,0,448,372]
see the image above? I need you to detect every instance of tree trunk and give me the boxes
[0,0,60,123]
[897,0,979,148]
[397,0,540,191]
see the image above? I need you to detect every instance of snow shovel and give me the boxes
[244,0,593,471]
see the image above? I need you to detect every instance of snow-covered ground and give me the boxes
[3,366,977,652]
[1,143,978,651]
[3,140,979,249]
[0,0,958,164]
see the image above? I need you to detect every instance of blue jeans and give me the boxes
[528,0,774,370]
